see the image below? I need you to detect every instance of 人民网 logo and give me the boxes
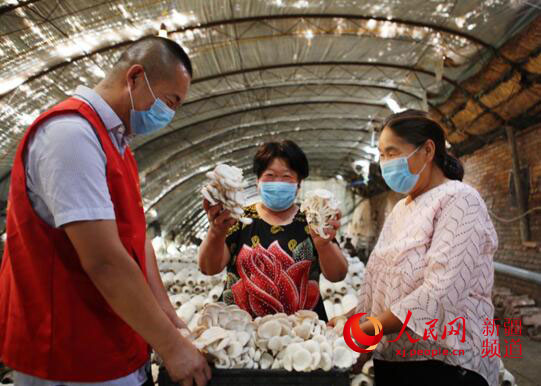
[343,313,383,353]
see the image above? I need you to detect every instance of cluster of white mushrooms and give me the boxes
[301,189,340,239]
[189,303,360,372]
[201,164,252,225]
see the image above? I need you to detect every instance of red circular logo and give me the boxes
[343,313,384,353]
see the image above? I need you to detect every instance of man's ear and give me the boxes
[126,64,144,89]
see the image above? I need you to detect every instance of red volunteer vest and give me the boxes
[0,98,149,381]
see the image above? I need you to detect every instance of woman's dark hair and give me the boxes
[253,140,309,181]
[383,109,464,181]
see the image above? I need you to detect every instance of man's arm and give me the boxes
[64,220,210,384]
[144,238,188,329]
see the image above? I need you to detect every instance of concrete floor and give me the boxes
[500,334,541,386]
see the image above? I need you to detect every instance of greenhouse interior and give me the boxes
[0,1,541,385]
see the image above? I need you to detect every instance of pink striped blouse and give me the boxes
[356,180,499,386]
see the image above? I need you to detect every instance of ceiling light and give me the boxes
[304,29,314,40]
[384,96,404,113]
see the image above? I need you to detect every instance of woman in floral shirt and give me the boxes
[198,140,347,321]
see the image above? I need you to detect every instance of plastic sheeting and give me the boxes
[0,0,539,240]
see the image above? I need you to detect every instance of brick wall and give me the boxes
[460,124,541,303]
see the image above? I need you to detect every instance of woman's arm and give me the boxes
[314,239,348,281]
[198,200,236,275]
[359,309,403,335]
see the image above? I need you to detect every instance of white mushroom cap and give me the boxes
[292,347,312,372]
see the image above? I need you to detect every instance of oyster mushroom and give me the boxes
[257,320,282,339]
[320,352,332,371]
[282,352,293,371]
[310,351,322,371]
[254,349,262,362]
[268,335,283,355]
[260,352,274,370]
[211,335,231,352]
[292,347,312,372]
[271,358,282,370]
[236,331,254,346]
[300,189,340,239]
[303,339,320,354]
[193,326,229,349]
[333,346,354,369]
[201,164,253,225]
[226,341,243,358]
[293,323,312,340]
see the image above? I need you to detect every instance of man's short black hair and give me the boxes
[253,140,309,181]
[114,36,192,80]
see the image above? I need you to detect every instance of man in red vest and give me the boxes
[0,36,211,385]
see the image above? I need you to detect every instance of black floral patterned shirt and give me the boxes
[224,204,334,321]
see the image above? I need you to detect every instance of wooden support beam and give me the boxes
[505,125,530,242]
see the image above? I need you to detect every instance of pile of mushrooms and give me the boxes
[301,189,340,239]
[201,164,252,225]
[190,303,360,371]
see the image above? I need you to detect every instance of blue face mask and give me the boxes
[128,72,175,135]
[259,181,298,212]
[380,146,427,194]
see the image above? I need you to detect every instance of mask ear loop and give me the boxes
[415,159,428,176]
[143,71,158,100]
[409,143,429,176]
[127,81,135,109]
[406,144,423,160]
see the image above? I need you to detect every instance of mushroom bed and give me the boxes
[153,241,372,383]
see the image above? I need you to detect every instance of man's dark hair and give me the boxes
[114,36,192,80]
[253,140,309,181]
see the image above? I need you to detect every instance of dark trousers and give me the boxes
[373,359,489,386]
